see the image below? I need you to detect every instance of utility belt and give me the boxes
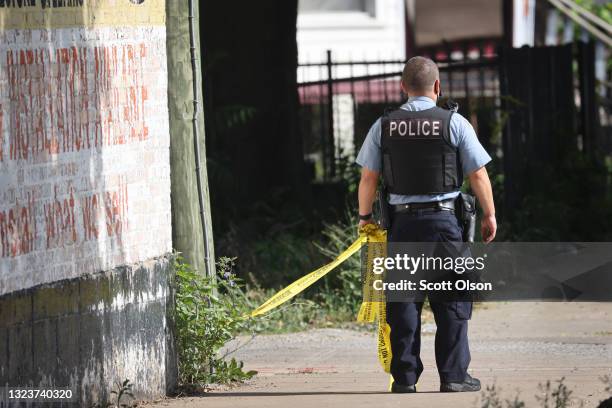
[392,199,455,214]
[377,191,476,243]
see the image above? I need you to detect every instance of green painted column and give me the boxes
[165,0,216,277]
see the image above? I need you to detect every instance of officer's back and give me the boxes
[355,56,497,393]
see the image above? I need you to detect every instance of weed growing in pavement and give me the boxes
[477,376,612,408]
[174,256,256,386]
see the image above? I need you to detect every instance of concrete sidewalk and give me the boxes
[148,302,612,407]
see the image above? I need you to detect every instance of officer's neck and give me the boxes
[407,93,438,104]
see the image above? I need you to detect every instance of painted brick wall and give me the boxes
[0,0,172,295]
[0,1,177,403]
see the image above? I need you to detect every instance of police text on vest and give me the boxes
[389,119,441,137]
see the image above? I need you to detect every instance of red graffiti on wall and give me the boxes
[43,185,78,249]
[104,182,129,238]
[5,43,150,162]
[81,193,100,241]
[0,193,36,258]
[92,44,149,146]
[80,181,129,242]
[0,180,132,258]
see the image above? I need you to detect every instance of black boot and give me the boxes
[440,374,481,392]
[391,382,417,393]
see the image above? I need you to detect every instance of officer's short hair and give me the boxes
[402,56,439,93]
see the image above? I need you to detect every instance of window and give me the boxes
[299,0,375,16]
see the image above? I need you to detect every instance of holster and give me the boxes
[376,186,392,230]
[455,193,476,243]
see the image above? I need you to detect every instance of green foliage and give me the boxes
[247,210,391,331]
[480,384,503,408]
[212,358,256,383]
[536,378,576,408]
[235,211,371,333]
[479,384,526,408]
[477,377,608,408]
[91,379,136,408]
[314,211,362,318]
[336,151,361,194]
[564,1,612,69]
[242,288,322,332]
[572,0,612,24]
[250,230,322,288]
[495,153,612,241]
[174,256,256,386]
[213,105,257,132]
[213,186,326,290]
[505,395,527,408]
[109,379,135,408]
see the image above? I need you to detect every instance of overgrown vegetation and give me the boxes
[174,256,256,387]
[213,188,327,290]
[573,0,612,25]
[238,211,370,333]
[492,153,612,241]
[173,211,374,389]
[314,212,363,320]
[478,376,612,408]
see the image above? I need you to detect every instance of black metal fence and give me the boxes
[499,41,612,215]
[297,38,611,194]
[298,38,501,182]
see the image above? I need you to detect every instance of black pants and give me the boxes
[386,209,472,385]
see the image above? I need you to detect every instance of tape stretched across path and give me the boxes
[249,224,393,374]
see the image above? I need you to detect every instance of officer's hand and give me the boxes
[358,219,374,228]
[481,214,497,243]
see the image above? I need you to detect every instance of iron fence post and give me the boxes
[326,49,335,178]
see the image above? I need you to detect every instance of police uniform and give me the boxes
[356,96,491,388]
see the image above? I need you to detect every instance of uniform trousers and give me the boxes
[386,209,472,385]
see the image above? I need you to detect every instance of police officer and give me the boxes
[356,56,497,393]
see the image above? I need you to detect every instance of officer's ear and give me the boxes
[434,79,441,98]
[400,79,409,96]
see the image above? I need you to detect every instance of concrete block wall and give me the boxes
[0,0,176,404]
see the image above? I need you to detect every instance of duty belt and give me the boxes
[392,198,455,214]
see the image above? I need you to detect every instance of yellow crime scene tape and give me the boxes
[248,223,394,380]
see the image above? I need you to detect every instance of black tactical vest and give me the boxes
[380,106,463,195]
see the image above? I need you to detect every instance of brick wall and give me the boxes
[0,1,176,403]
[0,1,171,295]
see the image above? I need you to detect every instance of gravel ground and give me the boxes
[147,302,612,408]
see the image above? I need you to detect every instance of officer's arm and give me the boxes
[358,167,379,224]
[468,166,497,243]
